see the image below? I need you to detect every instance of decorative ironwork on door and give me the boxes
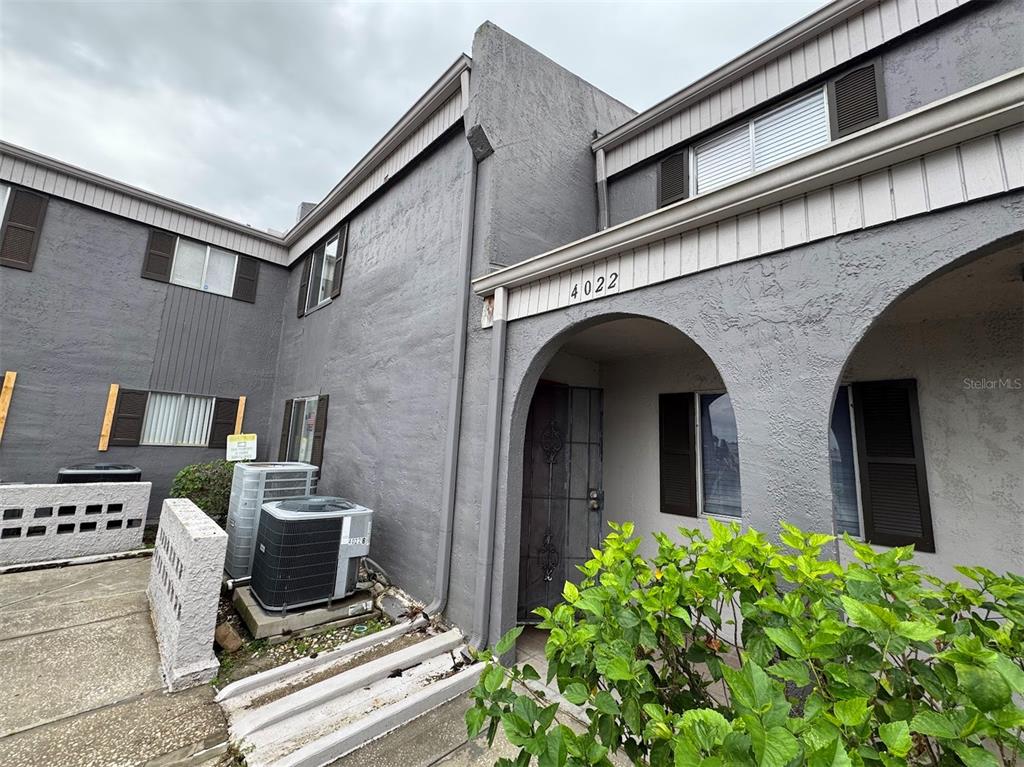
[518,383,603,622]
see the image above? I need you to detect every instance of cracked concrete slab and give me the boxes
[0,556,227,764]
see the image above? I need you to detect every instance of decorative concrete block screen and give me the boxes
[148,498,227,692]
[0,482,151,566]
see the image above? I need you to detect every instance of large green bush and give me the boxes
[169,459,237,524]
[467,521,1023,767]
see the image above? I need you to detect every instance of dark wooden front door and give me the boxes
[518,383,603,622]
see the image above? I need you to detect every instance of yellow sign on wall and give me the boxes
[226,433,257,461]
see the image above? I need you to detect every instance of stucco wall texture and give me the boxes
[605,0,1021,227]
[840,309,1024,581]
[483,195,1023,646]
[0,197,288,518]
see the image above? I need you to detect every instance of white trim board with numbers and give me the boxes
[474,71,1024,327]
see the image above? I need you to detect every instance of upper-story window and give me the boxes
[656,61,884,207]
[693,87,830,195]
[297,223,348,317]
[141,229,259,303]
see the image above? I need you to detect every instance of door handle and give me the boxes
[588,488,603,511]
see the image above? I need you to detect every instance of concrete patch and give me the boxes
[0,557,152,610]
[0,685,226,767]
[0,609,163,736]
[233,585,374,639]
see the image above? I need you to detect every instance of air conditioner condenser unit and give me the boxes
[250,496,373,613]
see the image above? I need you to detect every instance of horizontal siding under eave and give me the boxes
[287,92,464,260]
[149,285,227,396]
[496,124,1022,325]
[0,152,289,264]
[603,0,974,177]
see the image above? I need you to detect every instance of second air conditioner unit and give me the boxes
[224,462,318,578]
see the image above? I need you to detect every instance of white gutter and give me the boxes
[475,70,1024,297]
[591,0,875,153]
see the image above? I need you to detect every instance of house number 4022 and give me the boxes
[570,271,618,300]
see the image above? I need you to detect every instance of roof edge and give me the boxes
[0,139,286,246]
[282,54,471,247]
[592,0,871,153]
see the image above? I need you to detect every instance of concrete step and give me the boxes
[222,623,480,767]
[230,628,464,738]
[215,616,428,705]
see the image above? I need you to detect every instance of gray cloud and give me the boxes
[1,0,820,232]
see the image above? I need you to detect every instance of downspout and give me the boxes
[596,147,610,230]
[425,71,478,620]
[469,286,508,649]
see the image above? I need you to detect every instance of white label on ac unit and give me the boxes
[341,536,368,546]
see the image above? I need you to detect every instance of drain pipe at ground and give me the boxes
[425,139,479,620]
[468,286,508,650]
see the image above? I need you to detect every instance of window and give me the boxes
[693,87,829,195]
[698,393,741,517]
[141,393,215,446]
[279,394,329,466]
[830,380,934,551]
[167,238,236,296]
[659,392,742,518]
[107,388,239,448]
[297,224,348,317]
[141,229,259,302]
[829,386,862,536]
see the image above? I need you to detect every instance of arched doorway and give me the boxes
[826,238,1023,579]
[516,316,737,621]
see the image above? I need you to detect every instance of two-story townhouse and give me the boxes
[461,0,1023,645]
[0,1,1020,650]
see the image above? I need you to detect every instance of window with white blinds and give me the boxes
[140,392,216,446]
[693,87,829,194]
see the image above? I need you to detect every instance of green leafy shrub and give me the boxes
[467,520,1023,767]
[170,459,237,524]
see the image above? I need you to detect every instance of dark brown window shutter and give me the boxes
[853,379,934,552]
[232,256,259,303]
[310,394,329,468]
[0,189,48,271]
[109,389,148,447]
[296,254,312,317]
[330,225,348,299]
[828,62,885,138]
[659,393,697,517]
[142,230,176,282]
[208,397,239,449]
[658,151,688,207]
[278,399,293,460]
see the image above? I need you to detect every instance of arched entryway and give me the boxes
[826,237,1023,580]
[514,316,738,622]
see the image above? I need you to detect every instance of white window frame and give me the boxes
[305,230,343,312]
[693,390,743,521]
[170,237,238,297]
[836,384,867,540]
[139,392,216,447]
[286,395,320,462]
[690,85,830,196]
[0,184,10,218]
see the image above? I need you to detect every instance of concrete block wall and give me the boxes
[0,482,150,566]
[148,498,227,692]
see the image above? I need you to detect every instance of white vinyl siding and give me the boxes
[141,393,215,447]
[170,238,238,297]
[693,87,829,194]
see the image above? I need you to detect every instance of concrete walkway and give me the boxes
[0,557,226,767]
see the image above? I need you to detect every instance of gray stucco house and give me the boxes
[1,0,1021,647]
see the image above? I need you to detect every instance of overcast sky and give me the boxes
[1,1,822,233]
